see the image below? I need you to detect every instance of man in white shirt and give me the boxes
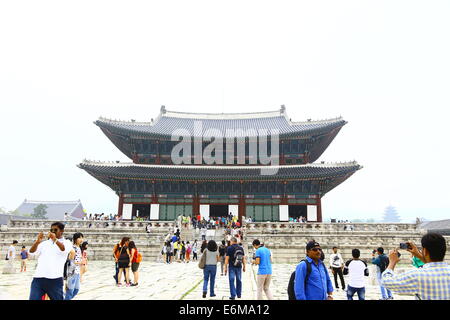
[7,240,18,260]
[28,222,72,300]
[343,248,369,300]
[2,240,18,274]
[329,246,346,290]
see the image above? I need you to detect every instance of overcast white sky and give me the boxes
[1,1,449,222]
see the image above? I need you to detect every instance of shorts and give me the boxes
[131,262,140,272]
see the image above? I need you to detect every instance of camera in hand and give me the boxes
[399,243,411,250]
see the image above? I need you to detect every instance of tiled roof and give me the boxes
[15,200,85,220]
[421,219,450,230]
[78,160,361,181]
[95,106,346,138]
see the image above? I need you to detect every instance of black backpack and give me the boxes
[287,259,313,300]
[233,245,245,268]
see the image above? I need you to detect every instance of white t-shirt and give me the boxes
[73,246,82,274]
[344,259,368,288]
[30,238,73,279]
[7,245,16,260]
[329,253,344,268]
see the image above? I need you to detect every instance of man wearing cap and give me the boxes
[294,241,334,300]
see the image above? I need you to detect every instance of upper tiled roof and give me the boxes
[78,160,361,181]
[95,106,346,138]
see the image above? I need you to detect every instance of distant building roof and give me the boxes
[421,219,450,231]
[15,200,84,220]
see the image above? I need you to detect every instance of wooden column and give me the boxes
[238,180,245,223]
[317,197,322,222]
[238,196,245,224]
[118,194,124,217]
[193,181,199,216]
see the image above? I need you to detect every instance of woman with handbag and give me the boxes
[115,237,131,287]
[201,240,220,298]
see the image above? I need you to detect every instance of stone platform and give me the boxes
[0,260,415,300]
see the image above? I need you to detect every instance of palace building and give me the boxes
[79,106,361,222]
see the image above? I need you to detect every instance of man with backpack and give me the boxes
[290,241,333,300]
[372,247,393,300]
[224,237,246,300]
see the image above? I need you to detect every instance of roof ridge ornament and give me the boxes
[161,105,166,114]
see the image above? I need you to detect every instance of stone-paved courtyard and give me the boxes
[0,260,415,300]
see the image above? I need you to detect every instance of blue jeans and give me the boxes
[346,285,365,300]
[65,273,81,300]
[203,265,217,296]
[377,272,392,299]
[29,277,64,300]
[228,266,242,298]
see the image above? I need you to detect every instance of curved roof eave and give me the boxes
[78,160,362,181]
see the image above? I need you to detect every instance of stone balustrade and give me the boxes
[7,219,176,230]
[244,222,421,233]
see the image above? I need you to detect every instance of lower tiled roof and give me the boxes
[78,161,361,181]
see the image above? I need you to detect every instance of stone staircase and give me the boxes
[178,226,226,244]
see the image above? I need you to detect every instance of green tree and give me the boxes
[31,204,48,219]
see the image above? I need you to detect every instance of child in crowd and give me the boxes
[20,246,29,272]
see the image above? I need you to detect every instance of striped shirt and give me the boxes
[381,262,450,300]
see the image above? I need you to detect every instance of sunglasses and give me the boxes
[50,228,59,233]
[310,248,322,252]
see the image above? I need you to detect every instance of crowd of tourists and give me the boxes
[286,233,450,300]
[161,236,197,264]
[3,218,449,300]
[196,236,274,300]
[2,222,91,300]
[288,216,307,223]
[187,213,242,230]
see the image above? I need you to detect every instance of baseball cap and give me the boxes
[306,241,320,251]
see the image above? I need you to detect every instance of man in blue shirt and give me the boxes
[294,241,334,300]
[371,247,393,300]
[252,239,274,300]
